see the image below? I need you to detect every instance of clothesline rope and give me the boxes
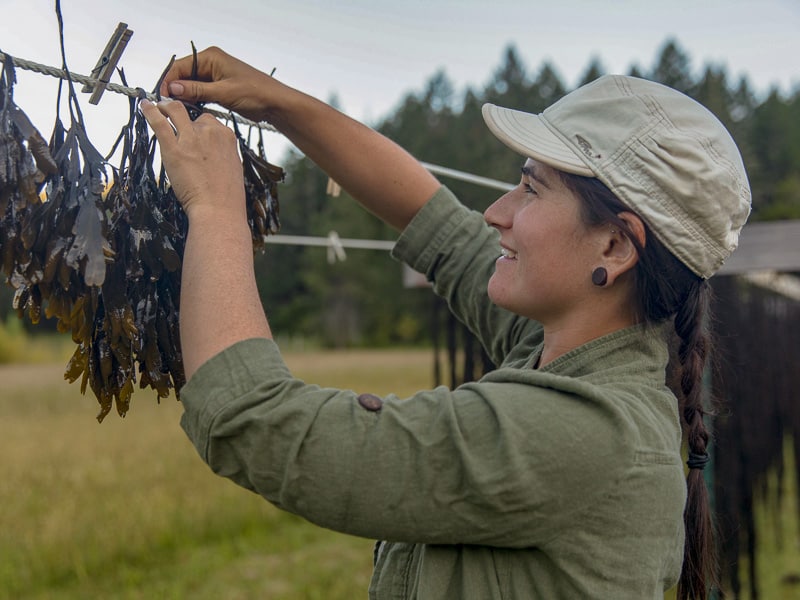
[0,52,516,193]
[4,48,795,297]
[0,52,278,132]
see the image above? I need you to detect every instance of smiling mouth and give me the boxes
[500,248,518,259]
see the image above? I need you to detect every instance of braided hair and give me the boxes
[559,172,718,600]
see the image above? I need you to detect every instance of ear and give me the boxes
[603,211,646,286]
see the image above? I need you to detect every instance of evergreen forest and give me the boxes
[2,38,798,348]
[252,38,800,348]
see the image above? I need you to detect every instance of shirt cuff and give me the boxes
[179,337,287,459]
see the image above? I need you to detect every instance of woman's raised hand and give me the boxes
[158,46,282,123]
[153,46,439,231]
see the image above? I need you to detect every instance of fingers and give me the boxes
[140,99,176,147]
[155,98,194,129]
[140,98,194,147]
[157,55,194,100]
[155,46,277,123]
[165,79,211,105]
[159,46,228,101]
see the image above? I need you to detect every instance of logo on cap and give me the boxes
[575,134,601,160]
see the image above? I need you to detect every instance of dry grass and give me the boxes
[0,348,435,599]
[1,348,798,599]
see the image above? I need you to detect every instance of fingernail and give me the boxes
[169,82,185,96]
[158,97,174,105]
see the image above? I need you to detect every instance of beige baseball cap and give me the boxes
[482,75,751,279]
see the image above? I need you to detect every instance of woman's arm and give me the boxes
[141,99,270,379]
[142,48,442,378]
[159,46,440,231]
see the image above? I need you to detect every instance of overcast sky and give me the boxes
[3,0,799,164]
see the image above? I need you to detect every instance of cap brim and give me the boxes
[482,103,595,177]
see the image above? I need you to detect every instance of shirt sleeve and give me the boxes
[392,186,541,366]
[180,337,631,549]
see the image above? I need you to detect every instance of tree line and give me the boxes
[3,38,798,346]
[254,37,800,347]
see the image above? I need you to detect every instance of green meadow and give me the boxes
[0,346,435,599]
[1,338,798,599]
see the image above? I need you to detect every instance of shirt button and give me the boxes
[357,393,383,412]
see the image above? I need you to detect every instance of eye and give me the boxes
[523,182,538,195]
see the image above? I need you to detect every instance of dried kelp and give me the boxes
[1,46,284,421]
[233,119,282,251]
[0,53,56,292]
[54,90,180,419]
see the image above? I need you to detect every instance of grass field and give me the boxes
[1,345,798,599]
[0,348,435,600]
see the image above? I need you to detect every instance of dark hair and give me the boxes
[559,172,718,600]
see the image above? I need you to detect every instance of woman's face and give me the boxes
[483,159,606,323]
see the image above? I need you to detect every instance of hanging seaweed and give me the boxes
[232,117,283,251]
[58,77,187,420]
[1,4,285,421]
[0,52,57,300]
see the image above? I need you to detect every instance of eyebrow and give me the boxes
[521,165,551,189]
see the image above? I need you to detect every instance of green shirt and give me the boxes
[181,186,685,599]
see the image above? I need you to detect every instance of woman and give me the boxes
[141,47,750,599]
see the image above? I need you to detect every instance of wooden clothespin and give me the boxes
[326,177,342,197]
[326,231,346,264]
[82,22,133,105]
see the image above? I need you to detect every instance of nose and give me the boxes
[484,190,514,230]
